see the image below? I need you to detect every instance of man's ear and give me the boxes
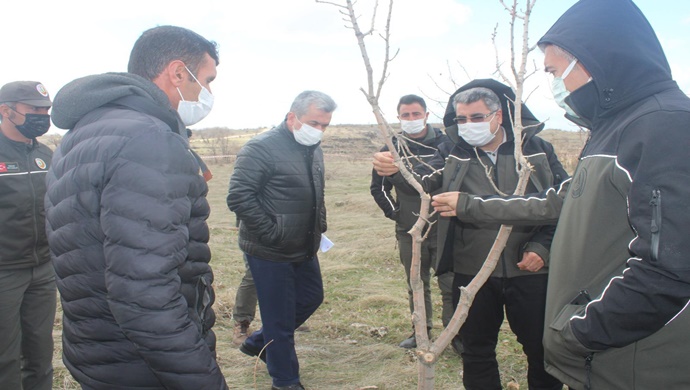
[166,60,187,88]
[151,60,188,106]
[286,112,296,130]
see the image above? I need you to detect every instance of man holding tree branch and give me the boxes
[374,79,566,390]
[370,94,456,351]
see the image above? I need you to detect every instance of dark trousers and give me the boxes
[453,273,562,390]
[0,261,56,390]
[397,232,454,329]
[244,254,324,388]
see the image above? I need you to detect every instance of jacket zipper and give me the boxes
[492,158,508,278]
[649,189,661,262]
[584,353,594,390]
[27,149,40,265]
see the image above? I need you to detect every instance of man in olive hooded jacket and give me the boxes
[431,1,690,389]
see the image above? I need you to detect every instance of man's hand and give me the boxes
[431,192,461,217]
[372,151,399,176]
[517,251,545,272]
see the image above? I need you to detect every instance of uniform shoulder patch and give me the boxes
[35,158,47,170]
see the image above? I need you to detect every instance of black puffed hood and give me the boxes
[538,0,676,126]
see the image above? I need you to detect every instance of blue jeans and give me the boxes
[244,253,324,387]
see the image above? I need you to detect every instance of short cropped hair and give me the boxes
[127,25,219,81]
[453,87,501,112]
[396,94,427,113]
[290,91,337,117]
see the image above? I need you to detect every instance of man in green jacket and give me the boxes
[431,1,690,388]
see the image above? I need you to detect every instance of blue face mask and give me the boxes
[551,59,579,118]
[293,117,323,146]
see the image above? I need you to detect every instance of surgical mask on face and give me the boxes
[177,64,214,126]
[400,118,425,135]
[9,109,51,139]
[457,117,497,147]
[293,118,323,146]
[551,59,579,118]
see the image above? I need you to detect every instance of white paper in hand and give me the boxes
[320,234,334,253]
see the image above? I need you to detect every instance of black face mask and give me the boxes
[9,110,51,139]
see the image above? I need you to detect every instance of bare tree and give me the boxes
[319,0,539,388]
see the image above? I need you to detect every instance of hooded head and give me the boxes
[538,0,675,124]
[443,78,542,146]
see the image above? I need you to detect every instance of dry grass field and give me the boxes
[49,125,585,389]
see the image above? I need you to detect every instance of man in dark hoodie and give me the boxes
[369,94,455,351]
[431,1,690,389]
[374,79,566,390]
[45,26,227,389]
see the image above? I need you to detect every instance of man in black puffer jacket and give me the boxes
[45,26,227,389]
[227,90,336,390]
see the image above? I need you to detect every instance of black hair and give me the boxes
[127,25,219,81]
[397,94,427,113]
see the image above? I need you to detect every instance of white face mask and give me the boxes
[177,64,214,126]
[400,118,426,135]
[457,121,496,147]
[551,59,579,118]
[293,117,323,146]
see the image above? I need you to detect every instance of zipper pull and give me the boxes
[585,353,594,390]
[649,189,660,233]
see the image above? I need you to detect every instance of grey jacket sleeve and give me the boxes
[455,179,569,226]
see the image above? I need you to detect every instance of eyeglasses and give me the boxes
[453,110,497,124]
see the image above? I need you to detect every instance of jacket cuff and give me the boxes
[561,321,595,357]
[386,209,399,221]
[387,172,407,186]
[523,242,550,267]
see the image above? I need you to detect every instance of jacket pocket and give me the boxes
[550,288,590,333]
[649,189,661,263]
[263,214,285,246]
[549,303,586,333]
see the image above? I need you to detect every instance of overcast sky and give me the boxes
[3,0,689,133]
